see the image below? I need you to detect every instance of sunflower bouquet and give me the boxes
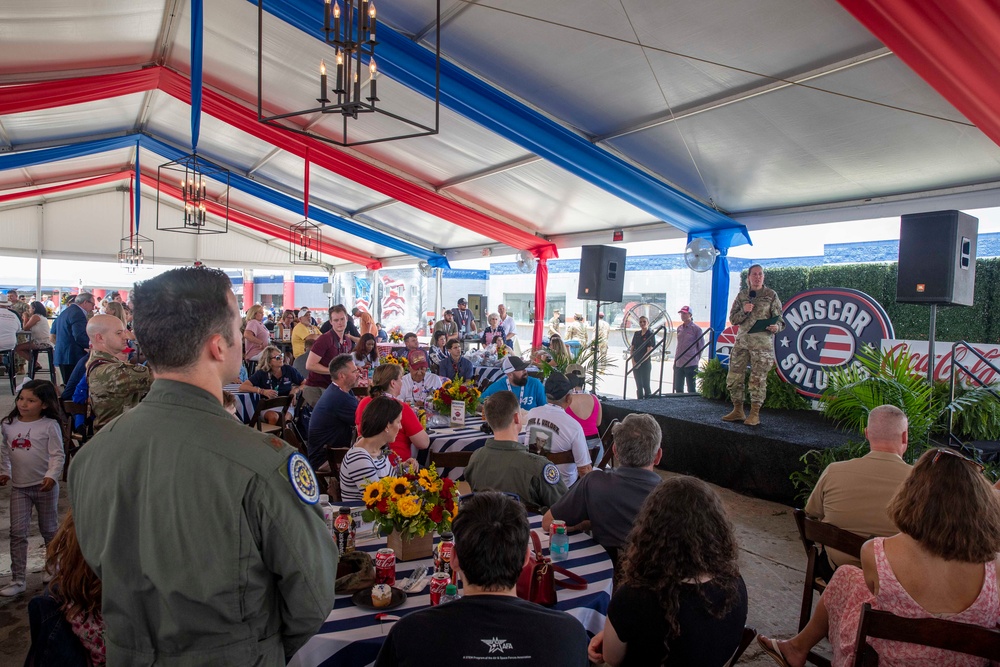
[389,328,404,343]
[494,341,509,359]
[379,352,410,373]
[361,464,458,538]
[430,378,482,414]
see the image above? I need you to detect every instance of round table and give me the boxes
[288,514,614,667]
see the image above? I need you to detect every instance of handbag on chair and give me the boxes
[516,530,587,607]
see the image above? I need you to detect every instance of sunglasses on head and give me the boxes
[931,446,985,473]
[270,354,283,360]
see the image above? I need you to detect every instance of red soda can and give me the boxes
[429,572,451,606]
[374,548,396,586]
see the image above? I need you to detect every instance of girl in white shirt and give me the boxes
[0,380,65,597]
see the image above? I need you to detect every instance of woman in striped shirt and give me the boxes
[339,396,417,502]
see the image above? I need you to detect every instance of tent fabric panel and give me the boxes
[0,1,163,78]
[0,94,145,146]
[605,56,1000,213]
[361,201,503,251]
[0,205,39,251]
[837,0,1000,150]
[253,152,389,213]
[449,159,660,237]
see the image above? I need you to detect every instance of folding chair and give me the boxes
[723,626,758,667]
[853,603,1000,666]
[794,508,868,667]
[248,395,292,435]
[325,446,351,502]
[596,418,619,469]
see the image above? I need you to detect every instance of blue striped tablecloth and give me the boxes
[424,417,489,480]
[288,514,613,667]
[473,365,504,387]
[222,384,258,425]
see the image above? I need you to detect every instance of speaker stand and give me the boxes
[927,303,937,386]
[590,301,601,394]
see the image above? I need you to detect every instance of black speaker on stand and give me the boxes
[896,210,978,385]
[578,245,627,393]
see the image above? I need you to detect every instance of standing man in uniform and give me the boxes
[70,267,337,666]
[465,391,566,510]
[672,306,703,393]
[547,309,562,341]
[722,264,783,426]
[84,314,153,431]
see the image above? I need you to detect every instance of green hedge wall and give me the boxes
[744,258,1000,343]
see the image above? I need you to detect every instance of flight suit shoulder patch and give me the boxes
[542,463,561,486]
[287,452,321,504]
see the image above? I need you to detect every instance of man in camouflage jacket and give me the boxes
[85,314,152,431]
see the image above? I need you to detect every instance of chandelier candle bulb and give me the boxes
[324,0,331,32]
[320,61,328,101]
[368,3,376,40]
[333,0,340,37]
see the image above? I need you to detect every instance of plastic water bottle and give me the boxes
[440,583,461,604]
[319,494,334,535]
[550,525,570,562]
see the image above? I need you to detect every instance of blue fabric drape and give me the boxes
[257,0,751,246]
[0,132,449,267]
[134,140,141,232]
[190,0,203,150]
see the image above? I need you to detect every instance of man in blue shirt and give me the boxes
[54,291,96,383]
[480,355,547,411]
[437,338,474,382]
[307,354,359,470]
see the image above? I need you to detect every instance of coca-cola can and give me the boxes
[374,548,396,586]
[429,572,451,606]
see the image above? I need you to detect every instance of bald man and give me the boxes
[804,404,912,570]
[85,314,153,431]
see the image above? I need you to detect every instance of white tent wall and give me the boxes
[0,189,349,272]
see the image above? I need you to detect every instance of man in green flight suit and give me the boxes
[723,264,784,426]
[84,313,153,431]
[70,267,338,666]
[465,390,567,510]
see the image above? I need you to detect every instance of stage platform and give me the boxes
[600,395,855,506]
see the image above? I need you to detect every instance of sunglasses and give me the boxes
[270,354,283,360]
[931,447,985,473]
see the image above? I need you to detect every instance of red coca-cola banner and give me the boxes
[880,340,1000,387]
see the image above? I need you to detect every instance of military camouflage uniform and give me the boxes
[464,439,567,510]
[726,286,784,405]
[86,349,154,431]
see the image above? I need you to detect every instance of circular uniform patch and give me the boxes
[542,463,561,486]
[288,453,320,504]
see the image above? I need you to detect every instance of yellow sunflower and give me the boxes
[397,494,422,517]
[363,483,382,506]
[389,477,411,499]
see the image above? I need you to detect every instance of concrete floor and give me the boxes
[0,372,828,666]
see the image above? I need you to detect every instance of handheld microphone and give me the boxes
[748,290,757,300]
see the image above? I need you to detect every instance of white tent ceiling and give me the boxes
[1,0,999,270]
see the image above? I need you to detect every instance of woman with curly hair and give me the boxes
[43,510,106,664]
[588,477,748,666]
[758,447,1000,667]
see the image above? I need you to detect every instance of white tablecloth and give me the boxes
[288,514,614,667]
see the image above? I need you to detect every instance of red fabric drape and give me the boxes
[0,67,558,260]
[837,0,1000,148]
[0,168,381,268]
[0,171,130,204]
[532,258,549,349]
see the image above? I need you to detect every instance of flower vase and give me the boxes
[386,530,434,561]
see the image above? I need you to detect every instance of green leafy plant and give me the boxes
[945,383,1000,442]
[697,357,728,400]
[820,345,997,455]
[696,358,809,409]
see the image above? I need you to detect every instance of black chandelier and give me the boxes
[256,0,440,147]
[290,219,324,265]
[156,153,230,235]
[118,234,153,273]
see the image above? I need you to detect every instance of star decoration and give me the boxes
[780,337,790,348]
[805,335,819,350]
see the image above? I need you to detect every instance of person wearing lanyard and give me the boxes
[479,355,547,410]
[452,298,478,340]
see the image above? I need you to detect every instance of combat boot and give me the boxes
[721,401,745,422]
[744,404,762,426]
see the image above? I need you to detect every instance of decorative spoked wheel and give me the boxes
[619,303,673,362]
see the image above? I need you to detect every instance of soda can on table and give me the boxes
[429,572,451,606]
[374,548,396,586]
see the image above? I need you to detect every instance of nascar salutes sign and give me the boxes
[775,288,894,398]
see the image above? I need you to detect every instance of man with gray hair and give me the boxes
[53,291,97,383]
[805,404,912,571]
[542,412,663,567]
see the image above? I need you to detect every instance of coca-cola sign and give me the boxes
[879,340,1000,386]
